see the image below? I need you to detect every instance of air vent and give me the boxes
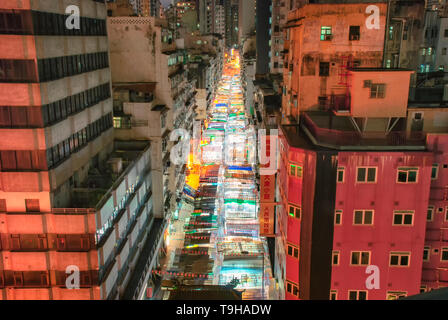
[394,201,399,206]
[368,242,373,247]
[336,242,341,247]
[339,201,344,205]
[334,282,339,286]
[391,243,395,247]
[370,201,375,206]
[398,157,404,162]
[374,157,379,162]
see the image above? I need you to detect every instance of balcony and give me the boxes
[318,94,351,113]
[289,111,427,150]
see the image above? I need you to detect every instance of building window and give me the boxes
[349,26,360,40]
[289,164,303,178]
[420,286,427,293]
[330,290,338,300]
[0,199,6,212]
[337,167,344,183]
[320,26,332,41]
[389,26,394,40]
[370,83,386,98]
[390,252,411,267]
[25,199,40,212]
[332,251,340,265]
[356,167,377,183]
[423,246,430,261]
[441,248,448,261]
[287,244,299,259]
[427,206,434,221]
[386,291,407,300]
[286,280,299,297]
[348,290,367,300]
[397,167,418,183]
[431,164,439,180]
[351,251,370,266]
[335,210,343,225]
[353,210,374,225]
[288,204,301,219]
[445,29,448,37]
[445,207,448,222]
[443,48,447,55]
[319,62,329,76]
[393,210,414,226]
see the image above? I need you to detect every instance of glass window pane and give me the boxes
[404,214,413,225]
[361,252,369,265]
[354,211,363,224]
[364,211,373,224]
[357,168,366,182]
[408,170,417,182]
[398,171,407,182]
[351,252,360,265]
[367,168,376,181]
[390,255,399,265]
[394,214,403,225]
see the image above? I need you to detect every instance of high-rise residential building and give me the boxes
[255,0,271,75]
[108,15,197,226]
[281,1,389,122]
[215,1,226,38]
[224,0,239,47]
[406,87,448,292]
[238,0,255,44]
[269,0,291,74]
[273,0,436,300]
[0,0,165,300]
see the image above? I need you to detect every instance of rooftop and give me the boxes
[286,111,427,151]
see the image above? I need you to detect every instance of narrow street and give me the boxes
[155,50,274,300]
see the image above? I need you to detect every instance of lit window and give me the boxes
[389,26,394,40]
[320,26,332,41]
[351,251,370,266]
[356,167,377,183]
[445,207,448,222]
[386,291,407,300]
[349,290,367,300]
[288,204,301,219]
[390,252,411,267]
[397,167,419,183]
[393,210,414,226]
[423,246,430,261]
[289,164,303,178]
[335,210,343,225]
[332,251,340,265]
[353,210,374,225]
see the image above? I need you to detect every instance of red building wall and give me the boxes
[331,152,433,300]
[277,127,434,300]
[423,134,448,291]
